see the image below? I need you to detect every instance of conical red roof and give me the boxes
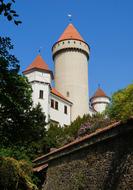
[91,88,108,99]
[58,23,84,42]
[23,55,51,74]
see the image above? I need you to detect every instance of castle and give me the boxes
[23,23,110,126]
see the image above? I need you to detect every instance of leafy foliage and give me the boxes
[106,84,133,121]
[0,157,38,190]
[0,147,29,161]
[0,37,47,188]
[0,37,46,159]
[45,124,64,148]
[0,0,21,25]
[46,114,110,149]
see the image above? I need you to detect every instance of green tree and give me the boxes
[46,113,111,149]
[0,0,21,25]
[106,84,133,121]
[45,124,64,148]
[64,115,91,139]
[0,37,46,157]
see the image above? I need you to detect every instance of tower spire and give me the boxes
[57,23,85,42]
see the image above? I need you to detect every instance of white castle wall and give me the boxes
[26,71,52,84]
[31,82,50,123]
[53,39,90,121]
[50,94,71,126]
[24,71,51,123]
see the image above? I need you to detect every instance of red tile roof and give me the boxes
[51,88,72,103]
[58,23,85,42]
[23,55,52,75]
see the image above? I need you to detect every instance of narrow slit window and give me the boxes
[64,105,67,114]
[55,101,58,110]
[51,99,54,108]
[39,90,43,99]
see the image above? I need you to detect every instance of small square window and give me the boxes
[55,101,58,110]
[39,90,43,99]
[51,99,54,108]
[64,105,67,114]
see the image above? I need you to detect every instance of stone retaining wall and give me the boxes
[34,119,133,190]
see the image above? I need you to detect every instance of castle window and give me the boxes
[39,90,43,99]
[66,91,70,97]
[64,105,67,114]
[68,41,70,43]
[62,42,65,45]
[51,99,54,108]
[55,101,58,110]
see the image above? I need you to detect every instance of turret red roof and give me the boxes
[23,55,51,74]
[91,87,108,100]
[58,23,85,42]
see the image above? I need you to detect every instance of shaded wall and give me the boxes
[39,121,133,190]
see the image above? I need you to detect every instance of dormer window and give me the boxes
[39,90,43,99]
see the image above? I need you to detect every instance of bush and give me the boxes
[0,157,38,190]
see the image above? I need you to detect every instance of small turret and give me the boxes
[23,55,53,83]
[90,87,110,113]
[23,55,53,122]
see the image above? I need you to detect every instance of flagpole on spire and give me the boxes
[98,84,101,88]
[38,46,43,55]
[68,14,72,23]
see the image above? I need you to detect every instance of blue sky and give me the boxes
[0,0,133,97]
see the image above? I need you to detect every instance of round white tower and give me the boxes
[52,23,90,121]
[90,87,110,113]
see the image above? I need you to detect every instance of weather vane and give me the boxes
[38,46,43,55]
[68,14,72,22]
[98,84,101,88]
